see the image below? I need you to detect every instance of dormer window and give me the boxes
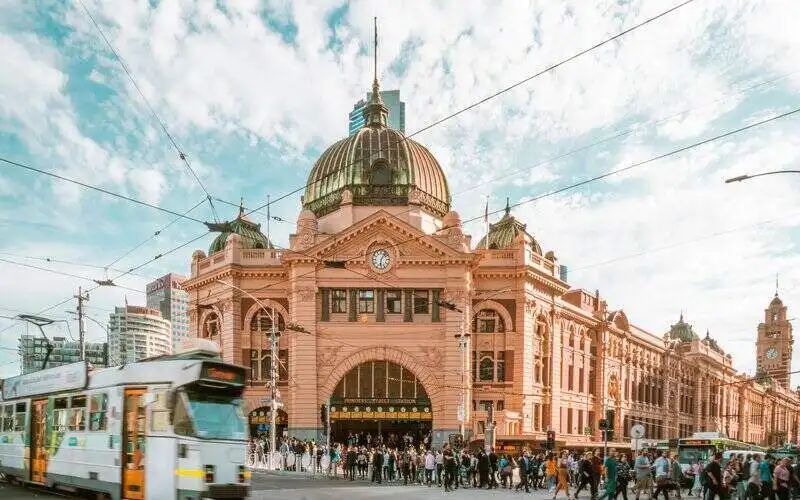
[370,160,391,185]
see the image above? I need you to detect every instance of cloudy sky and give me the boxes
[1,0,799,382]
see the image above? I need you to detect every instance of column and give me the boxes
[549,308,563,435]
[287,264,320,441]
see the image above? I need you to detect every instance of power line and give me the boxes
[75,0,219,222]
[0,257,143,294]
[246,0,701,216]
[0,251,151,280]
[104,197,207,269]
[0,156,207,224]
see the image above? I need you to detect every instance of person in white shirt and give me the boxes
[425,450,436,486]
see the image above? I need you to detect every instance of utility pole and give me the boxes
[74,287,89,361]
[269,305,280,470]
[455,316,471,440]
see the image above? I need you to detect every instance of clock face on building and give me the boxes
[766,348,779,360]
[371,249,391,271]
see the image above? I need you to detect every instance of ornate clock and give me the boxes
[370,248,391,271]
[766,347,779,360]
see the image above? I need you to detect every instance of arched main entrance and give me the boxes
[330,360,432,448]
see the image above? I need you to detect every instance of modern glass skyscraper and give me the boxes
[348,89,405,136]
[146,273,189,351]
[18,335,107,374]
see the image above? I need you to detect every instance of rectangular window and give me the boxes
[478,318,495,333]
[568,364,574,391]
[54,397,69,431]
[13,402,26,432]
[578,367,585,393]
[386,290,402,314]
[331,289,347,313]
[358,290,375,314]
[413,290,430,314]
[496,400,505,411]
[478,400,493,411]
[70,395,87,431]
[496,351,506,382]
[89,394,108,431]
[567,408,573,434]
[1,405,11,431]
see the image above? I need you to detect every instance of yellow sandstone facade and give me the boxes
[183,80,800,448]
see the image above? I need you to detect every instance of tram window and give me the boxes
[54,398,69,431]
[2,405,12,431]
[14,403,27,431]
[70,395,87,431]
[89,394,108,431]
[151,392,170,432]
[173,397,195,437]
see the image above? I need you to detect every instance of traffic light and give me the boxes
[598,418,608,430]
[320,404,327,425]
[546,430,556,450]
[606,409,615,426]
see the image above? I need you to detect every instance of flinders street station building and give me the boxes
[183,79,800,449]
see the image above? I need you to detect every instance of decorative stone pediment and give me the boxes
[294,210,471,264]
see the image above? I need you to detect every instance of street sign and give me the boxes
[457,404,465,423]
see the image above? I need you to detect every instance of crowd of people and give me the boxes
[248,436,800,500]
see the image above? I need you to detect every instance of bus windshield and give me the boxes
[184,391,247,441]
[679,446,713,465]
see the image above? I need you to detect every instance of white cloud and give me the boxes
[2,0,800,384]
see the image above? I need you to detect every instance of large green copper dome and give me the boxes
[208,206,273,255]
[302,80,450,218]
[667,313,699,342]
[476,200,543,254]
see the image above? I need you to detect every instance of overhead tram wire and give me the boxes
[320,104,800,269]
[0,252,150,280]
[0,257,144,294]
[104,197,207,269]
[75,0,219,223]
[245,0,701,217]
[0,156,208,225]
[234,68,800,237]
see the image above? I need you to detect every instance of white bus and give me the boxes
[0,341,250,499]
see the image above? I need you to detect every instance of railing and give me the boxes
[194,248,284,276]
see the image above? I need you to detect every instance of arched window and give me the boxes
[248,308,288,383]
[479,355,494,381]
[202,313,220,345]
[250,308,286,333]
[473,309,506,333]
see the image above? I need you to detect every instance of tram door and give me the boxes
[29,399,47,484]
[122,389,146,500]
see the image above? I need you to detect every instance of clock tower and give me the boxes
[756,292,793,389]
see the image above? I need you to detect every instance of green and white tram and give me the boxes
[0,342,250,499]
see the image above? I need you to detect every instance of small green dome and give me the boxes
[667,313,699,342]
[476,200,542,254]
[208,206,273,255]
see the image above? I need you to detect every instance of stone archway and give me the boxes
[319,346,441,405]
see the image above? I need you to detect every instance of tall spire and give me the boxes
[238,197,245,218]
[504,197,511,216]
[362,17,389,128]
[776,272,780,297]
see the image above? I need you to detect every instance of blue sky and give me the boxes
[1,0,800,381]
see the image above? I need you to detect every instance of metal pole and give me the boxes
[326,395,331,474]
[269,305,277,470]
[603,398,608,459]
[75,286,88,361]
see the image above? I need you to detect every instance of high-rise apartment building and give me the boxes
[107,305,172,365]
[348,89,405,136]
[18,335,107,374]
[146,273,189,351]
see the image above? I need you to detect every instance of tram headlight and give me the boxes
[238,465,247,483]
[204,464,215,483]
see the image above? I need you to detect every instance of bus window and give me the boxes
[2,405,12,431]
[89,394,108,431]
[53,397,69,431]
[14,402,27,432]
[70,395,87,431]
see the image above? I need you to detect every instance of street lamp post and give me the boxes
[725,170,800,183]
[212,279,305,470]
